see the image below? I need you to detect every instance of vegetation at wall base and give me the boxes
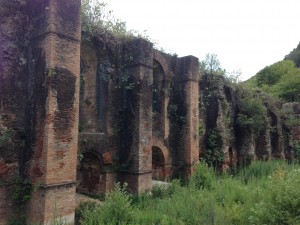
[76,160,300,225]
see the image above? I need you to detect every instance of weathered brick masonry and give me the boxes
[78,38,200,194]
[24,0,81,224]
[0,0,200,222]
[2,0,299,224]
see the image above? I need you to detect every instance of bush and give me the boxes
[190,161,216,190]
[80,183,134,225]
[236,96,267,135]
[249,167,300,225]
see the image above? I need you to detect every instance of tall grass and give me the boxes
[78,160,300,225]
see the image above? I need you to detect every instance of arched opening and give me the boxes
[152,146,166,181]
[152,60,166,137]
[77,152,103,194]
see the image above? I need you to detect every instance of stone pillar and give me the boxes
[175,56,200,175]
[26,0,81,224]
[119,39,153,193]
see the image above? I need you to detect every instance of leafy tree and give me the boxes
[271,68,300,102]
[81,0,127,39]
[285,42,300,67]
[81,0,150,41]
[255,60,296,88]
[251,59,300,102]
[200,53,225,76]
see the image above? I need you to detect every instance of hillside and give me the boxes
[244,42,300,102]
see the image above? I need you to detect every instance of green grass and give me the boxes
[77,160,300,225]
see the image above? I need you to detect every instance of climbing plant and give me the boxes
[9,179,32,225]
[202,129,224,168]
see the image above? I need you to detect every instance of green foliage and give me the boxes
[78,161,300,225]
[256,60,295,88]
[200,53,226,76]
[249,166,300,225]
[77,151,84,161]
[248,53,300,102]
[245,42,300,102]
[81,0,150,41]
[198,119,204,136]
[76,202,98,224]
[285,41,300,67]
[285,115,300,127]
[80,183,133,225]
[190,161,216,190]
[9,180,32,225]
[236,96,267,135]
[271,68,300,101]
[202,129,224,167]
[81,0,125,38]
[237,160,288,183]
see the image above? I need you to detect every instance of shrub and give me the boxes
[202,129,224,168]
[236,96,267,135]
[248,167,300,225]
[80,183,134,225]
[190,161,216,190]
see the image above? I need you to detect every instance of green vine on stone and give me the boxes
[202,129,224,168]
[9,179,32,225]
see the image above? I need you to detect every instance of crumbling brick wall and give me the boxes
[2,1,299,224]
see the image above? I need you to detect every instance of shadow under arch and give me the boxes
[152,139,171,181]
[77,151,103,194]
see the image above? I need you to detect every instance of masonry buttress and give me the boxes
[25,0,81,224]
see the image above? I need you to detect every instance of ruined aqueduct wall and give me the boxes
[0,0,299,224]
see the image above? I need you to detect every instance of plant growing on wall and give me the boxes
[199,53,225,76]
[9,179,32,225]
[81,0,126,38]
[81,0,150,41]
[236,96,267,135]
[202,129,224,168]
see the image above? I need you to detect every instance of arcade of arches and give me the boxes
[78,41,199,194]
[1,1,298,224]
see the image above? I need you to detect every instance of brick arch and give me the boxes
[151,140,171,181]
[153,50,171,81]
[152,139,170,164]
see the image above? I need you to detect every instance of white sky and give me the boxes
[104,0,300,80]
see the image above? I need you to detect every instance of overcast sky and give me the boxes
[104,0,300,80]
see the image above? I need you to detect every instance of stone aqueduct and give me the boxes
[0,0,200,224]
[2,0,300,224]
